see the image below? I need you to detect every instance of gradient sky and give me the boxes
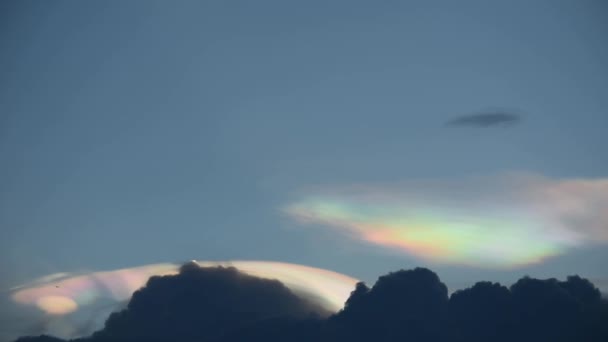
[1,0,608,300]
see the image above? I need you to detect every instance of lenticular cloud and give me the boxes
[6,261,358,339]
[10,261,358,316]
[285,173,608,268]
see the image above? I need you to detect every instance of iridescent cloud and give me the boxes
[10,261,358,317]
[284,173,608,268]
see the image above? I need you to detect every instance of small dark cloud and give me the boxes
[446,111,522,127]
[14,265,608,342]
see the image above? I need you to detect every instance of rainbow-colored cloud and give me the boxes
[10,261,358,317]
[6,261,358,339]
[285,174,608,268]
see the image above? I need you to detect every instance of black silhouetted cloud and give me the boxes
[92,263,326,342]
[446,111,521,127]
[14,264,608,342]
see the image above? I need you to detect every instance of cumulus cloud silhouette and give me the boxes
[446,111,521,127]
[14,264,608,342]
[93,263,327,342]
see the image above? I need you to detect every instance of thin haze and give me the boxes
[1,0,607,323]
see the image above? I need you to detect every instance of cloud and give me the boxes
[15,264,329,342]
[93,263,328,342]
[446,111,521,127]
[6,261,358,340]
[10,264,178,319]
[14,336,64,342]
[587,278,608,298]
[284,173,608,268]
[448,274,607,342]
[14,266,608,342]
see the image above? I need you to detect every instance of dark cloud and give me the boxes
[94,263,326,342]
[328,268,449,341]
[12,337,64,342]
[446,111,522,127]
[14,265,608,342]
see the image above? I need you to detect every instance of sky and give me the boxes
[1,0,608,324]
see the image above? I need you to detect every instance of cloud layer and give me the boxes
[15,265,608,342]
[285,173,608,268]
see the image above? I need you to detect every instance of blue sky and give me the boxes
[1,0,607,296]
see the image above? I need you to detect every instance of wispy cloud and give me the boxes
[446,111,521,127]
[284,173,608,268]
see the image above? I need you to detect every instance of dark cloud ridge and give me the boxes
[16,264,608,342]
